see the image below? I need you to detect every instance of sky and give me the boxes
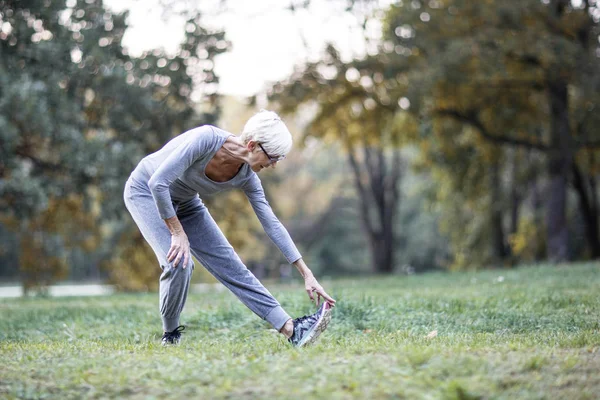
[103,0,387,97]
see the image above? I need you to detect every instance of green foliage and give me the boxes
[509,216,546,262]
[8,194,101,294]
[270,45,416,273]
[382,0,600,264]
[394,169,450,271]
[101,227,159,292]
[0,0,231,289]
[272,0,600,268]
[1,262,599,398]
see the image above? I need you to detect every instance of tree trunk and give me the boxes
[509,162,520,265]
[371,147,400,273]
[571,160,600,258]
[370,232,394,274]
[509,150,521,237]
[346,145,400,274]
[490,161,507,264]
[545,79,571,262]
[531,174,546,261]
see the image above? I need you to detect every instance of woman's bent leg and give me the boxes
[124,178,193,332]
[178,198,291,331]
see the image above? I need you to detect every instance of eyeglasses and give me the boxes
[258,143,285,164]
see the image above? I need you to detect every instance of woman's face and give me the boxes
[248,141,282,172]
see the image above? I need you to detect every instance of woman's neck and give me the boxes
[204,137,248,182]
[219,136,250,165]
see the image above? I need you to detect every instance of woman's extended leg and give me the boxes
[124,177,194,332]
[177,197,292,331]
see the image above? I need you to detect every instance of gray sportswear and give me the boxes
[124,125,300,332]
[135,125,301,264]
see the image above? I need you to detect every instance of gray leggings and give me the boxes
[123,176,291,332]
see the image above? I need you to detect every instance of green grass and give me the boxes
[1,263,599,399]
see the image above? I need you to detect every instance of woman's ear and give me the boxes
[247,140,257,151]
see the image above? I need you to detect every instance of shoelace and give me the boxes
[295,315,312,325]
[296,312,319,328]
[164,325,185,340]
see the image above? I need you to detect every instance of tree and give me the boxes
[384,0,600,262]
[270,0,600,269]
[0,0,232,289]
[271,45,413,273]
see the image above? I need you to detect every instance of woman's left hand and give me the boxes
[304,274,336,307]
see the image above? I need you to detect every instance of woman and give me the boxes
[123,110,336,347]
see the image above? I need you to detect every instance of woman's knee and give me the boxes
[160,260,194,281]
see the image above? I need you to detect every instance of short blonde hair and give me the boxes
[240,110,293,157]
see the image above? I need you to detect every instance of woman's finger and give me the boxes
[173,251,182,268]
[306,289,314,302]
[318,288,336,305]
[182,251,189,269]
[168,245,180,262]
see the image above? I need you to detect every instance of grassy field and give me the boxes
[1,263,599,399]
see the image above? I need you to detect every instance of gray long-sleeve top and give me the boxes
[131,125,302,264]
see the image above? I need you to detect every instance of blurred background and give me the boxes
[1,0,599,295]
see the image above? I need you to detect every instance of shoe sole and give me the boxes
[298,303,332,347]
[161,340,181,346]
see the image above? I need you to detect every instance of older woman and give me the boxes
[123,110,335,347]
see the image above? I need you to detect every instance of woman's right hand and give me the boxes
[167,232,190,268]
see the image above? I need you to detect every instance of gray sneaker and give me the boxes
[161,325,185,345]
[288,302,333,347]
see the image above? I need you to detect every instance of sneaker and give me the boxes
[161,325,185,345]
[288,302,333,347]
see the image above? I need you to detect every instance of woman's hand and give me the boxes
[292,258,336,307]
[304,274,336,307]
[167,232,190,268]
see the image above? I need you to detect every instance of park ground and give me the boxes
[1,263,599,399]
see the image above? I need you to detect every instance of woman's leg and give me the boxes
[177,197,292,331]
[124,177,194,332]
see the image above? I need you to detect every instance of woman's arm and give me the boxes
[242,175,302,263]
